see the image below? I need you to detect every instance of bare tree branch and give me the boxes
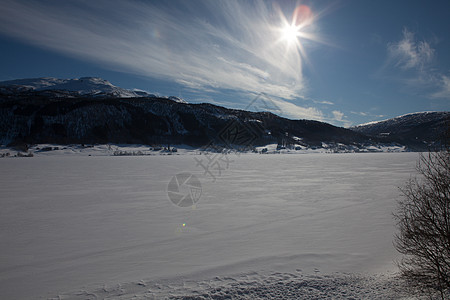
[394,148,450,299]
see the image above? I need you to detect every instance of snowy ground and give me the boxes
[0,142,407,158]
[0,152,419,299]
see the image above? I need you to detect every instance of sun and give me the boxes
[281,24,301,44]
[276,4,315,51]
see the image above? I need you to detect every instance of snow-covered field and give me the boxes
[0,141,407,159]
[0,152,419,299]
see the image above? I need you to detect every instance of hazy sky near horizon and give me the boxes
[0,0,449,126]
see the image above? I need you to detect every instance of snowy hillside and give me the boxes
[351,111,449,150]
[0,82,373,149]
[0,77,447,151]
[0,77,191,102]
[353,111,449,130]
[0,77,148,98]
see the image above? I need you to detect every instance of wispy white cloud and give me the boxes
[330,110,351,127]
[0,0,311,101]
[298,95,334,105]
[332,110,344,121]
[350,111,368,116]
[315,100,334,105]
[383,28,449,100]
[270,98,324,120]
[387,28,434,71]
[431,75,450,99]
[350,111,385,118]
[228,92,324,121]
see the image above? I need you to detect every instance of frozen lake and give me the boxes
[0,152,418,299]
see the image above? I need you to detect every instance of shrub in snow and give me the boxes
[394,148,450,299]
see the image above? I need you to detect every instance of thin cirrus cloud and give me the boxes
[385,28,449,99]
[269,98,323,121]
[387,28,434,71]
[0,0,311,103]
[350,111,385,118]
[431,75,450,99]
[331,110,351,128]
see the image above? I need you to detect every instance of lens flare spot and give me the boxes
[293,5,313,28]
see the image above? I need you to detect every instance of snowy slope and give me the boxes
[0,77,146,98]
[0,77,445,150]
[0,77,66,90]
[167,96,188,104]
[0,153,419,299]
[37,77,141,97]
[351,111,449,150]
[353,111,449,129]
[351,111,449,136]
[0,88,373,149]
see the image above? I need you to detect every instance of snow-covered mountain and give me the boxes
[0,77,155,98]
[0,77,447,151]
[167,96,188,104]
[351,111,449,149]
[353,111,448,129]
[0,79,372,149]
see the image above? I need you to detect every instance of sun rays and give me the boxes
[277,5,313,49]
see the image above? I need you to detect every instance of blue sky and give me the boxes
[0,0,449,126]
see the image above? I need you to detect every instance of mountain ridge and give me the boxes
[0,77,151,98]
[351,111,449,149]
[353,111,447,127]
[0,77,447,151]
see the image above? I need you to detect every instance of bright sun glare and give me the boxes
[281,24,301,44]
[277,4,314,53]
